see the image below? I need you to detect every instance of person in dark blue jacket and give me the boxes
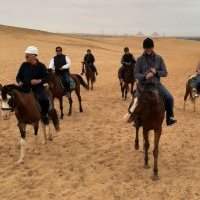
[134,38,177,126]
[16,46,49,124]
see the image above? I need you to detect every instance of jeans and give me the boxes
[190,75,200,90]
[158,84,174,120]
[34,88,49,116]
[61,73,71,92]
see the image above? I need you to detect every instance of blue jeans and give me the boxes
[190,75,200,90]
[61,73,70,91]
[158,84,174,120]
[33,87,49,116]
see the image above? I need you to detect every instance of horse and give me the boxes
[184,76,199,112]
[47,71,89,118]
[81,62,96,90]
[118,63,135,100]
[0,84,60,164]
[126,82,165,180]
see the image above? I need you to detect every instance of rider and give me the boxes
[119,47,136,80]
[49,46,71,96]
[134,38,177,126]
[16,46,49,124]
[82,49,98,75]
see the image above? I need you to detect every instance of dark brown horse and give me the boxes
[47,71,89,118]
[81,62,96,90]
[184,76,199,112]
[118,64,135,100]
[126,83,165,180]
[0,84,60,164]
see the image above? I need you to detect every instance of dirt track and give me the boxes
[0,26,200,200]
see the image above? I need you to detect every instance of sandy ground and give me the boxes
[0,25,200,200]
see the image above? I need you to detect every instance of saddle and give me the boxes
[56,75,76,90]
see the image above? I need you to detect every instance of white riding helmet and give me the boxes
[25,46,39,55]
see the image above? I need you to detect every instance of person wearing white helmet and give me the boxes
[48,46,71,97]
[16,46,50,124]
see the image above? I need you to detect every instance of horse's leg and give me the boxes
[184,85,190,111]
[59,97,64,119]
[91,79,94,90]
[17,123,26,164]
[67,94,73,116]
[193,99,196,112]
[33,122,39,154]
[143,129,150,169]
[75,88,83,113]
[42,122,47,145]
[125,83,128,100]
[131,82,134,95]
[152,129,161,181]
[135,127,139,150]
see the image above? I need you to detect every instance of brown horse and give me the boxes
[118,64,135,100]
[184,77,199,112]
[47,71,89,118]
[0,84,60,164]
[126,83,165,180]
[81,62,96,90]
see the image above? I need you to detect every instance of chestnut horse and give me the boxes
[126,83,165,180]
[0,84,60,164]
[47,71,89,118]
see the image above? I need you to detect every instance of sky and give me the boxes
[0,0,199,36]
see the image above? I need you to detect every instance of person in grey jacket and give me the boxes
[134,38,177,126]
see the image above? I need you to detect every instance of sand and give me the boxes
[0,25,200,200]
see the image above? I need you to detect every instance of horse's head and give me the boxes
[139,82,160,105]
[0,85,17,120]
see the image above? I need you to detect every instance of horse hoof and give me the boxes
[48,137,53,141]
[135,144,139,150]
[16,159,24,165]
[80,110,83,113]
[144,165,151,169]
[151,175,160,181]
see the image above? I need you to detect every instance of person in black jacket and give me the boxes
[48,46,71,97]
[118,47,136,80]
[16,46,49,124]
[82,49,98,75]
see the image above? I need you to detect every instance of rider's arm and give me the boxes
[16,63,30,86]
[134,58,146,81]
[156,56,168,77]
[40,64,48,84]
[61,56,71,69]
[48,58,55,70]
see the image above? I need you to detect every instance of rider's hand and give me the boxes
[145,72,154,80]
[31,79,42,85]
[17,82,23,86]
[150,68,156,74]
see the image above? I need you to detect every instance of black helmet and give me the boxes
[124,47,129,52]
[143,38,154,49]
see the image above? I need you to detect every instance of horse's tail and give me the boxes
[75,74,89,90]
[49,108,60,131]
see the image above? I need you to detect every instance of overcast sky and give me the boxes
[0,0,199,36]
